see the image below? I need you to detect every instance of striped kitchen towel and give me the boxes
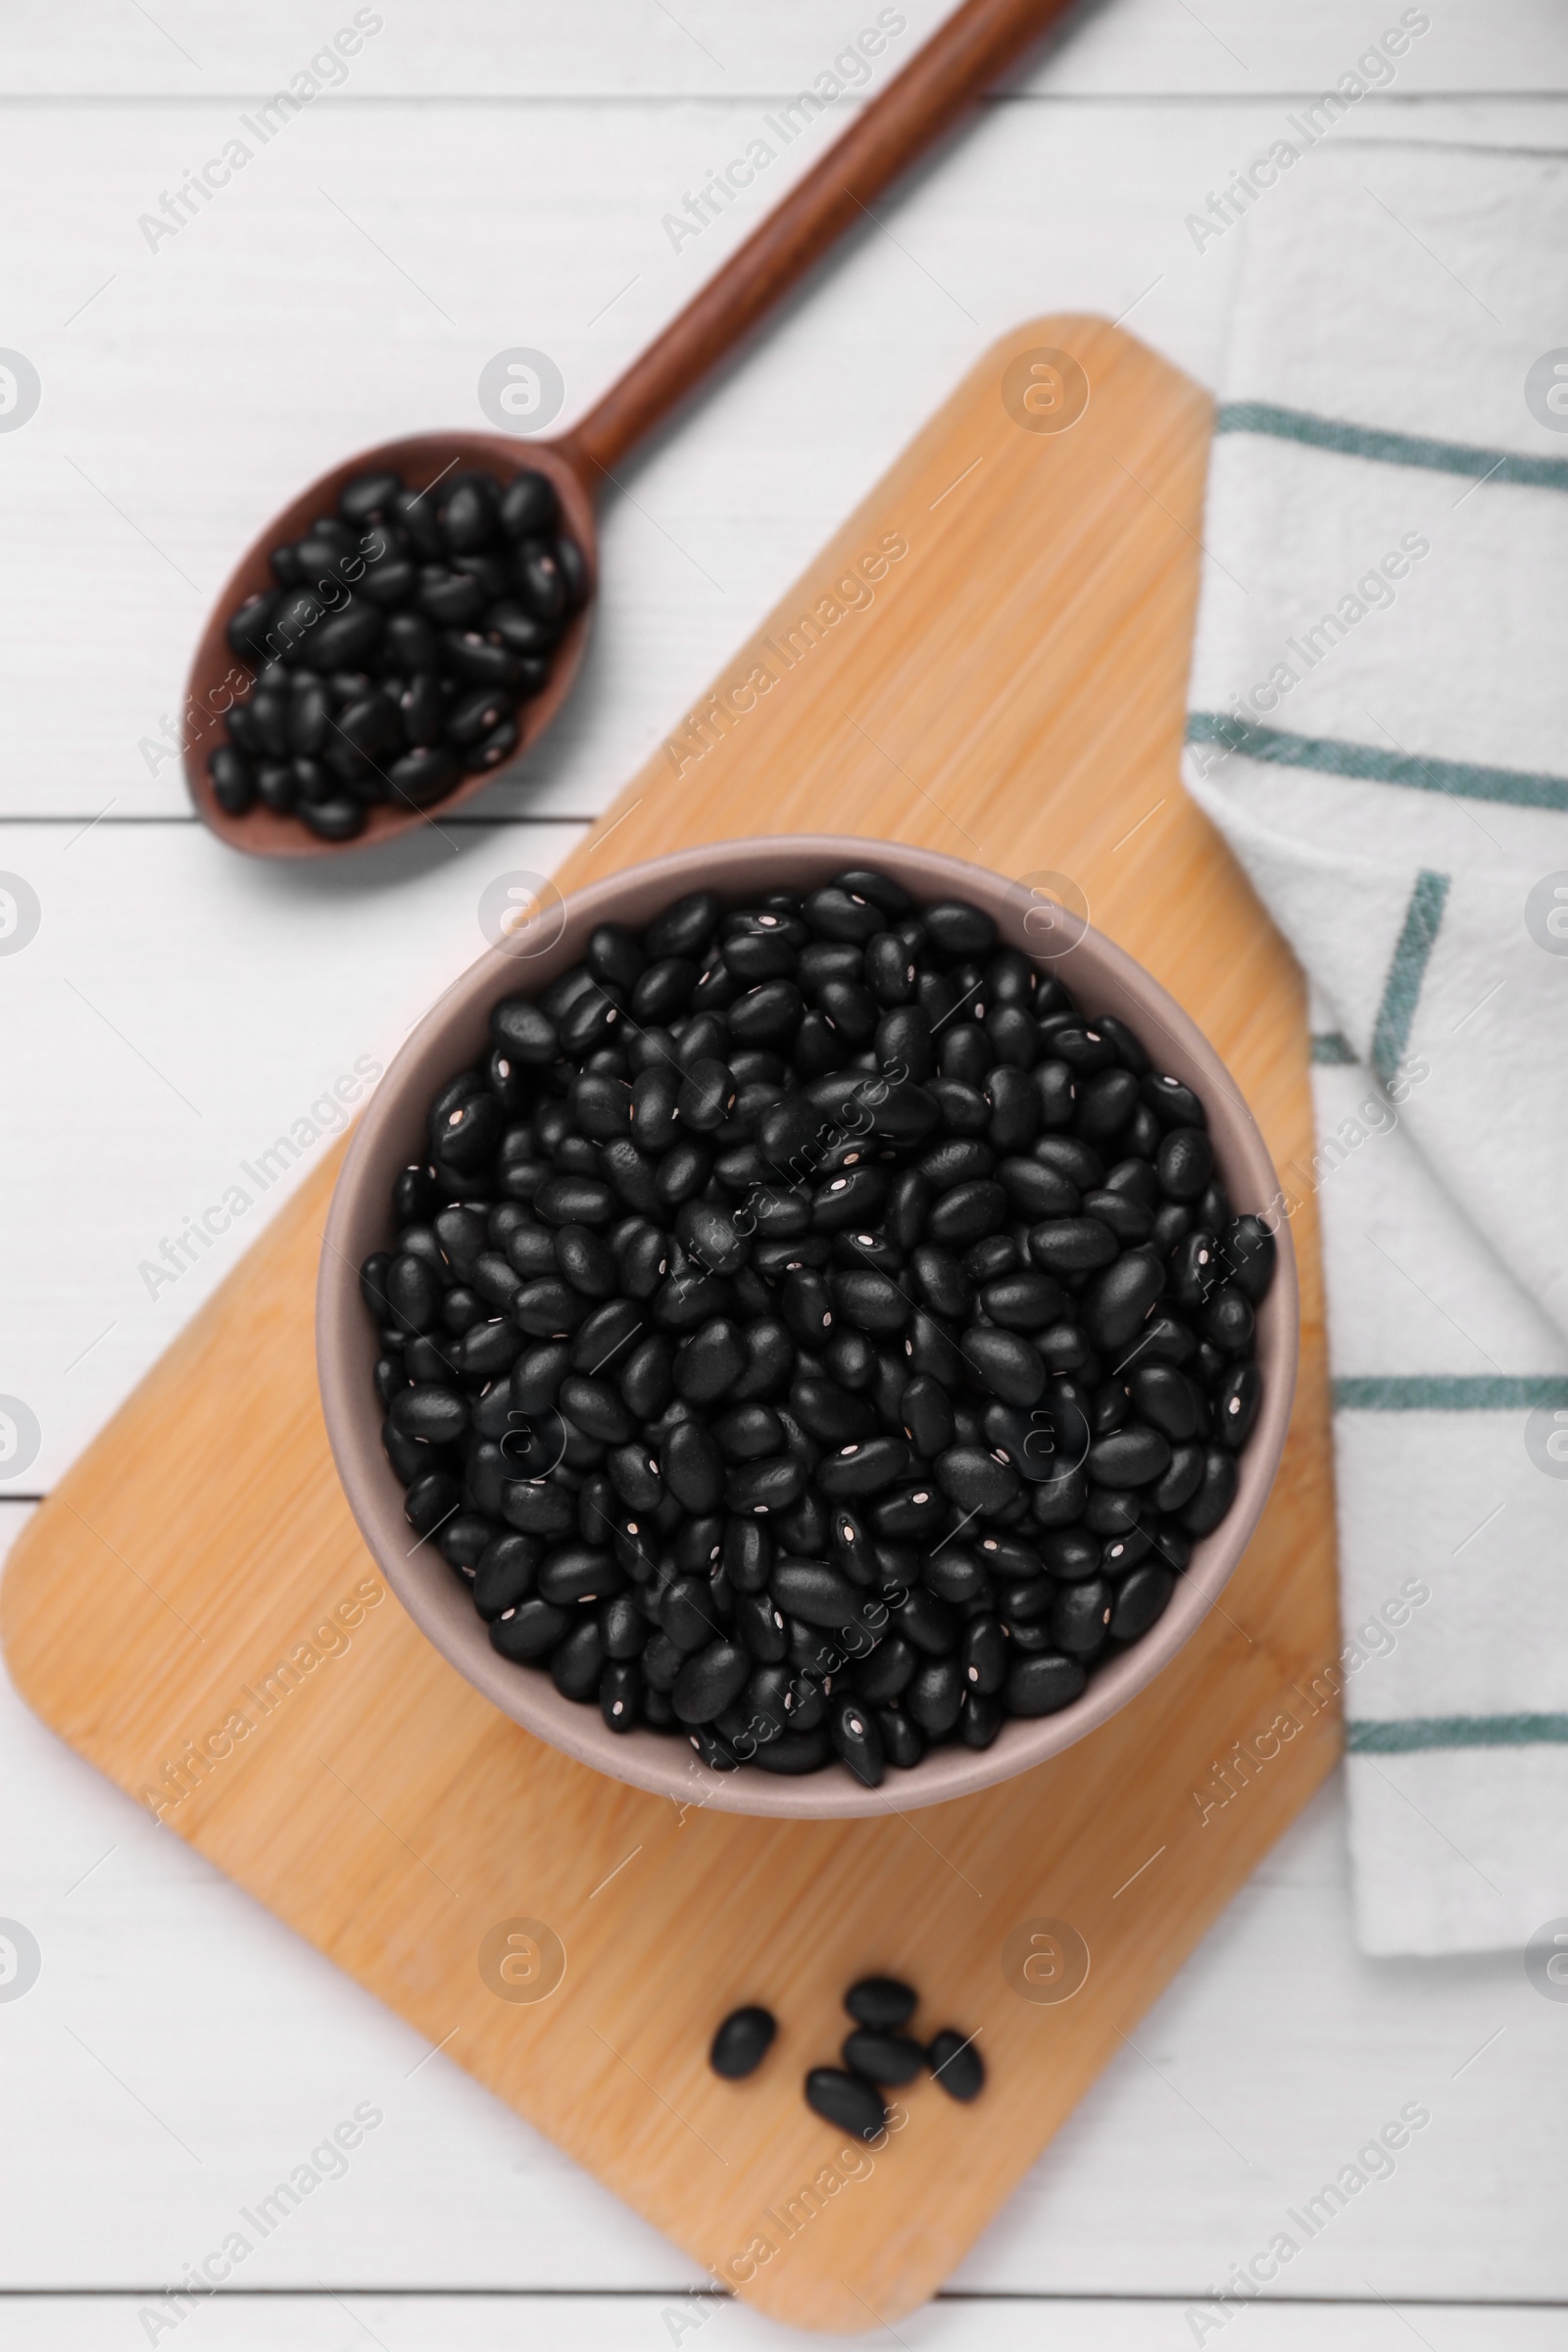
[1181,142,1568,1955]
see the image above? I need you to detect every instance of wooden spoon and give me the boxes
[183,0,1075,858]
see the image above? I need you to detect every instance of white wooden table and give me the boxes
[2,6,1566,2343]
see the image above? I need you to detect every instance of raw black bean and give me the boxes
[1182,1447,1239,1535]
[1203,1283,1255,1356]
[1213,1361,1261,1447]
[827,1694,885,1786]
[710,2005,776,2079]
[1005,1652,1087,1714]
[1157,1126,1214,1200]
[673,1639,750,1723]
[1224,1213,1277,1303]
[1109,1563,1173,1641]
[843,2028,923,2083]
[1152,1442,1205,1514]
[1083,1246,1166,1352]
[1129,1363,1202,1442]
[960,1328,1046,1407]
[1087,1424,1171,1488]
[491,1598,570,1660]
[1053,1577,1112,1654]
[845,1976,917,2029]
[926,2030,985,2101]
[1028,1216,1117,1275]
[875,1707,925,1769]
[805,2067,887,2140]
[906,1655,964,1736]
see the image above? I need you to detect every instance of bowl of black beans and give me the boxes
[318,838,1296,1817]
[183,434,594,856]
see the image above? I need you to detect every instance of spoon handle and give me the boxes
[561,0,1076,482]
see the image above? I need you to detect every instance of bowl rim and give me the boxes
[317,834,1298,1818]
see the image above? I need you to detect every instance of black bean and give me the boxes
[751,1727,829,1774]
[1152,1442,1205,1514]
[1075,1066,1140,1142]
[472,1533,539,1619]
[1224,1213,1277,1303]
[900,1373,955,1459]
[388,1383,466,1446]
[906,1654,964,1736]
[710,2005,776,2080]
[804,886,884,945]
[961,1616,1008,1696]
[923,901,996,957]
[842,1977,916,2031]
[815,1437,911,1497]
[1109,1563,1173,1642]
[597,1658,641,1731]
[1129,1364,1202,1442]
[674,1318,747,1404]
[935,1446,1019,1515]
[735,1591,788,1661]
[1027,1217,1118,1276]
[1203,1283,1255,1356]
[537,1544,616,1605]
[959,1327,1046,1408]
[726,1456,807,1515]
[1087,1424,1171,1488]
[843,2028,923,2083]
[673,1057,731,1134]
[659,1419,723,1513]
[1000,1156,1078,1220]
[926,2030,985,2101]
[887,1589,956,1658]
[560,1374,634,1445]
[981,1270,1065,1330]
[831,1270,906,1337]
[808,1167,886,1235]
[875,1707,925,1769]
[643,890,718,960]
[1053,1577,1112,1655]
[805,2067,887,2140]
[1082,1246,1166,1352]
[1157,1126,1214,1200]
[925,1180,1005,1248]
[1213,1361,1261,1447]
[673,1639,750,1723]
[1182,1446,1239,1535]
[770,1559,865,1630]
[911,1245,972,1324]
[827,1694,885,1786]
[1005,1652,1087,1714]
[490,1598,569,1660]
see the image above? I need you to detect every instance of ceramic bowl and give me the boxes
[318,836,1298,1818]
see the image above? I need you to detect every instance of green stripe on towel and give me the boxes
[1214,400,1568,491]
[1311,1031,1357,1064]
[1348,1713,1568,1753]
[1370,868,1447,1081]
[1335,1375,1568,1408]
[1187,713,1568,812]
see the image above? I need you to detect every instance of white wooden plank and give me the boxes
[1,92,1565,822]
[2,0,1564,98]
[0,2291,1563,2352]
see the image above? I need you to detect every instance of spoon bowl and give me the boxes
[182,431,597,858]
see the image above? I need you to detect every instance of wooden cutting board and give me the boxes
[1,317,1340,2332]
